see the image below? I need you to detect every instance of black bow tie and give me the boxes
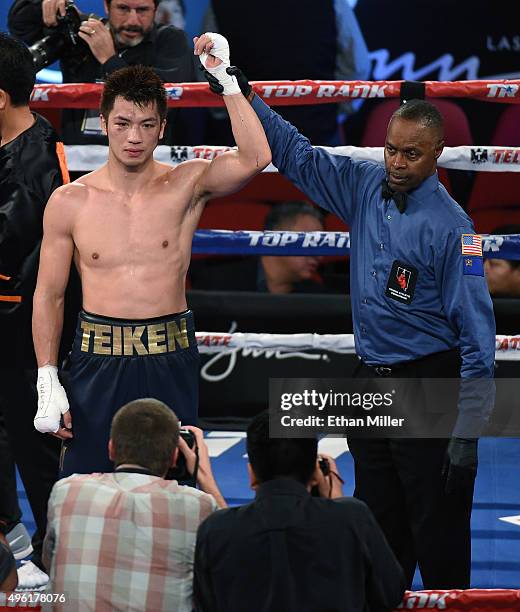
[381,179,407,214]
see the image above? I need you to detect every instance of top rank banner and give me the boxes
[190,230,520,260]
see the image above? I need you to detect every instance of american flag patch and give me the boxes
[461,234,482,256]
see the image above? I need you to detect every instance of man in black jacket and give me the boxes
[0,32,71,590]
[8,0,197,145]
[193,411,406,612]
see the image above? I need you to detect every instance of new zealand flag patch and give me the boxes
[463,256,484,276]
[385,260,418,304]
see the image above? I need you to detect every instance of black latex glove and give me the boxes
[200,65,252,98]
[442,437,478,495]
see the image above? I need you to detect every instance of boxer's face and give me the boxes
[103,96,165,167]
[384,117,444,193]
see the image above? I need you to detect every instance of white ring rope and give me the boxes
[195,332,520,361]
[63,144,520,173]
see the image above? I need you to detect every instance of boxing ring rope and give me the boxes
[28,79,520,108]
[1,588,519,611]
[63,144,520,173]
[195,331,520,361]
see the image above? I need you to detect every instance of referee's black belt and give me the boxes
[364,347,461,377]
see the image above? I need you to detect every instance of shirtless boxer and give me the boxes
[32,33,271,475]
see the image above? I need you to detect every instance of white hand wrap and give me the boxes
[199,32,241,95]
[34,365,69,433]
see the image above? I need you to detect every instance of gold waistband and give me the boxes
[79,318,191,356]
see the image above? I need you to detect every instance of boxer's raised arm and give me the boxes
[192,32,271,200]
[196,93,271,199]
[32,186,75,369]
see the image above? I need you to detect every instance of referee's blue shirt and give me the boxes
[252,96,495,379]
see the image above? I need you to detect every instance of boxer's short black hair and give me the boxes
[0,32,36,107]
[101,65,168,121]
[246,411,318,485]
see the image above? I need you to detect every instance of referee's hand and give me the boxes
[442,437,478,495]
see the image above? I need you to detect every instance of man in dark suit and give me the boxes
[193,411,405,612]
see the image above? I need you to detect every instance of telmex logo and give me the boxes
[492,149,520,164]
[165,86,183,100]
[260,84,387,99]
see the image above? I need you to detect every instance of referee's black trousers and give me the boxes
[348,348,474,590]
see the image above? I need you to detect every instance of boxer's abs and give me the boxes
[79,255,189,319]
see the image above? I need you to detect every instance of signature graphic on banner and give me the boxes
[200,322,329,382]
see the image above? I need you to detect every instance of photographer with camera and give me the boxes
[43,398,225,611]
[193,411,406,612]
[8,0,196,144]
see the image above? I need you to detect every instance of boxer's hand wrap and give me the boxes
[202,65,252,99]
[34,365,70,433]
[199,32,241,96]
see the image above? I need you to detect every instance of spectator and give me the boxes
[0,31,76,591]
[0,533,17,592]
[190,202,341,294]
[484,224,520,298]
[193,411,406,612]
[43,398,225,611]
[155,0,185,29]
[8,0,196,145]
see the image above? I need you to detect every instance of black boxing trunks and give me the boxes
[60,310,199,476]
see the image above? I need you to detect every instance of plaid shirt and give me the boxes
[43,472,217,611]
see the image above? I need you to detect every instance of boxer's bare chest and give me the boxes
[72,187,194,270]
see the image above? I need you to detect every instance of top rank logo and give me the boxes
[260,84,388,99]
[165,86,183,100]
[30,87,49,102]
[486,83,519,98]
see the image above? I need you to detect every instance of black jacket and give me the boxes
[0,114,68,368]
[194,478,406,612]
[8,0,197,144]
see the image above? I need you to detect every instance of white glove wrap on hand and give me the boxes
[34,365,69,433]
[199,32,241,95]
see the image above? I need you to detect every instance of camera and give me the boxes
[166,428,197,484]
[28,0,100,71]
[318,457,330,477]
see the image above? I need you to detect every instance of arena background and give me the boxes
[2,0,520,595]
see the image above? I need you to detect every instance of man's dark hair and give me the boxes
[106,0,161,7]
[110,398,180,476]
[264,201,325,231]
[391,99,444,138]
[100,65,167,121]
[246,411,317,485]
[0,32,36,107]
[490,224,520,270]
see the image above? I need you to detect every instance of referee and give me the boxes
[235,79,495,589]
